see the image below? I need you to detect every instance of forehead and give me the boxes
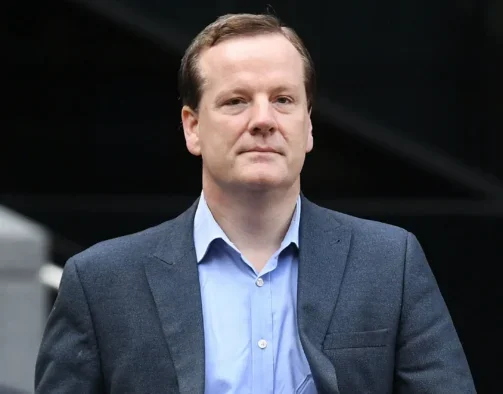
[198,34,305,91]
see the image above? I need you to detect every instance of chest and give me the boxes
[198,246,314,393]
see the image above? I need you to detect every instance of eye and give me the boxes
[225,97,246,106]
[276,96,293,104]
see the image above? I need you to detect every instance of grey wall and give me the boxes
[0,207,49,393]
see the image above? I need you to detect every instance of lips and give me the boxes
[244,147,279,154]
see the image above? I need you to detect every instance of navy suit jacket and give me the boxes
[35,196,475,393]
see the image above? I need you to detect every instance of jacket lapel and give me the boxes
[298,197,352,394]
[145,201,205,394]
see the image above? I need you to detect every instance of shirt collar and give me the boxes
[193,192,301,263]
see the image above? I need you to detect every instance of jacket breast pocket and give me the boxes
[323,328,389,350]
[322,328,393,393]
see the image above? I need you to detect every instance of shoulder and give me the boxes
[67,200,198,275]
[74,221,168,261]
[302,198,411,254]
[64,221,168,279]
[304,198,408,237]
[332,208,407,240]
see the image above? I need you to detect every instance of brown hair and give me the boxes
[178,13,316,111]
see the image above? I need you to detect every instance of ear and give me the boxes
[181,105,201,156]
[306,110,313,153]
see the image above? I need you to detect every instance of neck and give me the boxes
[202,179,300,262]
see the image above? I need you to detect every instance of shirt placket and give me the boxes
[251,270,274,394]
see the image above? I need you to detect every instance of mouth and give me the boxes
[243,147,280,154]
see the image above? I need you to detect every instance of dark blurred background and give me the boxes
[2,0,502,392]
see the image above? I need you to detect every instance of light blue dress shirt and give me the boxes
[194,193,316,394]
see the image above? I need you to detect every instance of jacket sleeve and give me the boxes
[394,232,476,393]
[35,258,105,393]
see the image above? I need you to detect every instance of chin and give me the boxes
[237,171,289,191]
[242,180,283,192]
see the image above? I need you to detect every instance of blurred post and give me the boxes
[0,206,49,392]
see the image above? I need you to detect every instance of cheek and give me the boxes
[284,119,311,147]
[199,117,244,153]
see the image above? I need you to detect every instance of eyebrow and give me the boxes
[269,84,300,94]
[215,83,301,100]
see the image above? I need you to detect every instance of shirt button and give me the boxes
[258,339,268,349]
[256,277,264,287]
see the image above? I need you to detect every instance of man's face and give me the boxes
[182,33,313,193]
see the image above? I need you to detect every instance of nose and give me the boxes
[249,99,277,135]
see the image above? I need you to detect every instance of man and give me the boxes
[35,13,475,393]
